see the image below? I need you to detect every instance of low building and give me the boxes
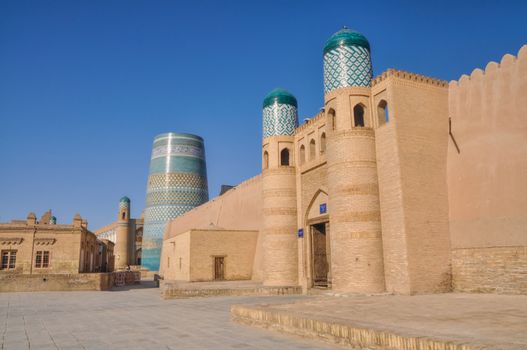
[0,211,115,291]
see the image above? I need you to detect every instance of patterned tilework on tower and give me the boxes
[141,133,209,272]
[323,28,373,93]
[262,88,298,138]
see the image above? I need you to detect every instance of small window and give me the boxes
[309,139,316,160]
[299,145,306,165]
[328,109,336,130]
[320,133,326,154]
[280,148,290,166]
[353,104,365,127]
[263,151,269,169]
[121,212,126,220]
[1,250,17,270]
[35,251,50,268]
[378,100,389,126]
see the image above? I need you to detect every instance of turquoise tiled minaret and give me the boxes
[141,133,209,272]
[262,88,298,138]
[323,27,373,94]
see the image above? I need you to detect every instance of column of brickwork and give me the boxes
[262,155,298,286]
[261,88,299,286]
[326,125,385,292]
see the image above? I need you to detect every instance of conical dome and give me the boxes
[262,88,298,138]
[323,27,373,93]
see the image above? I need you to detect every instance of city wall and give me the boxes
[448,45,527,294]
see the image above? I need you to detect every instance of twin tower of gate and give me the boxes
[261,27,385,291]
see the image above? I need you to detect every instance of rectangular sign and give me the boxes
[319,203,327,214]
[297,229,304,238]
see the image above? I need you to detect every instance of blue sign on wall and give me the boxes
[297,229,304,238]
[320,203,327,214]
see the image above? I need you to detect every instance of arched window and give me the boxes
[353,104,365,127]
[320,133,326,154]
[280,148,290,166]
[309,139,316,160]
[121,212,126,220]
[377,100,389,126]
[328,109,336,130]
[263,151,269,169]
[299,145,306,165]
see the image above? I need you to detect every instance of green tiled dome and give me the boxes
[120,196,131,203]
[262,88,298,109]
[323,27,370,55]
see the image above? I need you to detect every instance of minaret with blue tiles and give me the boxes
[261,88,299,286]
[323,28,386,293]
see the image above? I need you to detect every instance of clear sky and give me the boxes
[1,0,526,229]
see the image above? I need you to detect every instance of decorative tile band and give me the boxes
[323,45,373,93]
[263,103,298,138]
[142,132,209,272]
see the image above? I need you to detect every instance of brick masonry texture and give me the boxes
[452,246,527,294]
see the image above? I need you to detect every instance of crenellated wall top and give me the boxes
[449,45,526,88]
[294,111,326,135]
[372,68,448,87]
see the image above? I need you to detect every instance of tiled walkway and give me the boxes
[0,284,331,350]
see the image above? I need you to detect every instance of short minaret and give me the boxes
[115,196,131,269]
[261,88,299,286]
[324,28,385,293]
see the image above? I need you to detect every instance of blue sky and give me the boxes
[1,0,526,229]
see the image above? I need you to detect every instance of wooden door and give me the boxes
[214,257,225,280]
[311,223,328,287]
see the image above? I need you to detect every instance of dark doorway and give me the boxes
[214,256,225,280]
[311,223,329,287]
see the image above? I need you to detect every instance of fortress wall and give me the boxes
[163,175,262,238]
[448,46,527,249]
[161,175,263,281]
[448,46,527,294]
[376,73,451,294]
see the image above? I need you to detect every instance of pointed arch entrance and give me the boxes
[305,189,331,288]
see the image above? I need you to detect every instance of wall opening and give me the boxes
[263,151,269,169]
[280,148,290,166]
[320,133,326,154]
[309,139,316,160]
[353,104,365,127]
[299,145,306,165]
[311,223,329,287]
[377,100,388,126]
[328,109,336,130]
[121,212,126,220]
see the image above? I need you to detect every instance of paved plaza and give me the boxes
[0,283,331,350]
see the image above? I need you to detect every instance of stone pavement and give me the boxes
[0,283,332,350]
[232,292,527,350]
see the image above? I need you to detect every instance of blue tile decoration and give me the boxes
[141,132,209,272]
[119,196,130,210]
[320,203,327,214]
[262,88,298,138]
[323,28,372,93]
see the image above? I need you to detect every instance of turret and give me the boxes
[323,27,373,93]
[115,196,131,269]
[323,28,385,293]
[261,88,299,286]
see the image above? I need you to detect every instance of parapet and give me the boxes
[295,111,326,135]
[372,68,448,88]
[449,45,527,88]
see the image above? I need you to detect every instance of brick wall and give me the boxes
[0,273,114,292]
[452,246,526,294]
